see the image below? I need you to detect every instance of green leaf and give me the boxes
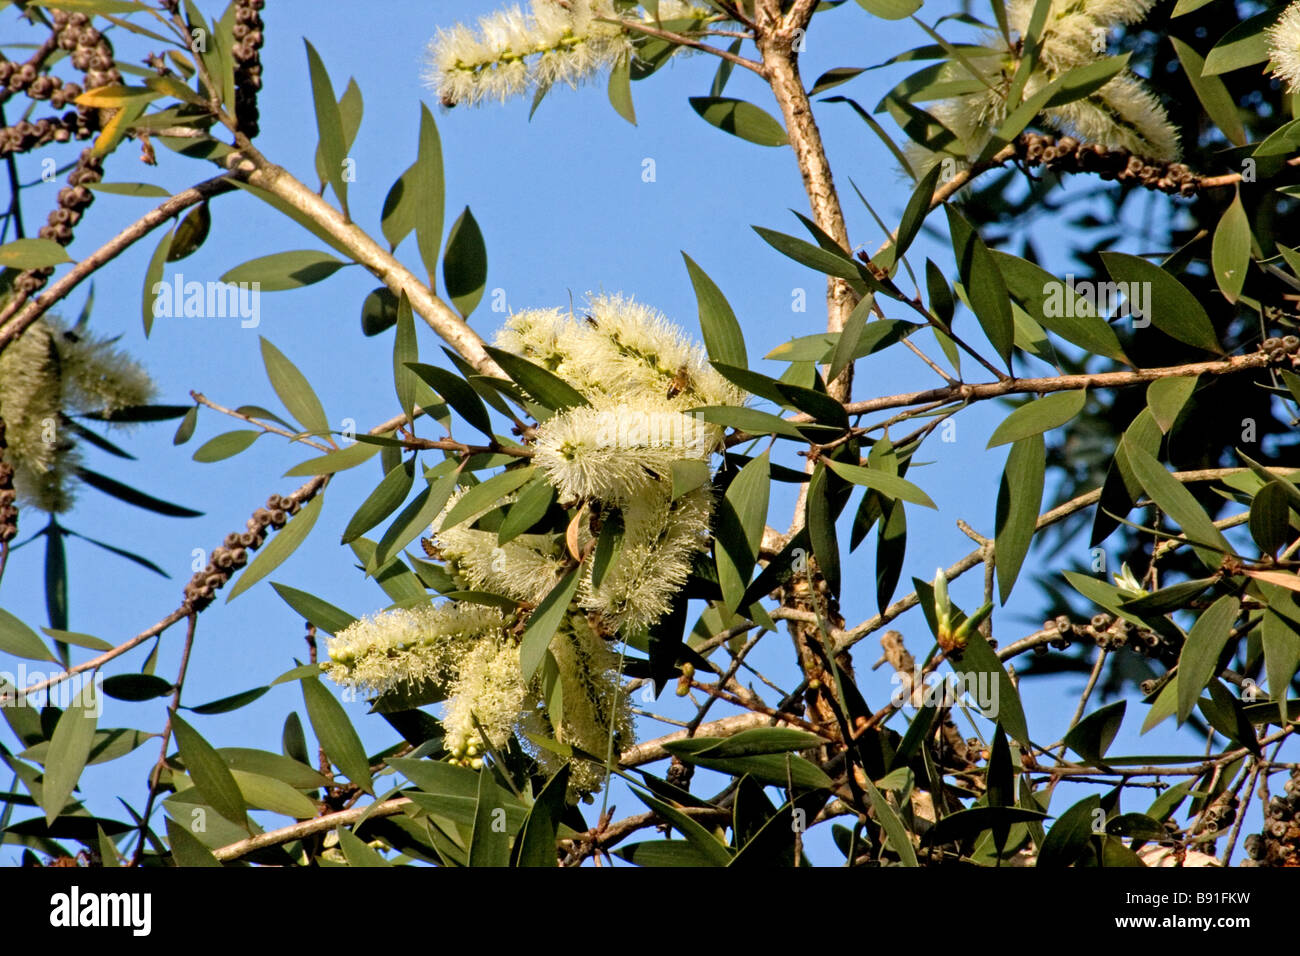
[1146,376,1197,434]
[303,39,348,216]
[1037,794,1100,867]
[314,77,363,187]
[414,104,446,287]
[39,683,99,824]
[102,674,173,702]
[165,817,222,867]
[496,475,556,545]
[172,405,198,445]
[361,286,399,336]
[1099,254,1220,352]
[406,361,497,435]
[716,452,771,613]
[341,458,415,545]
[166,201,211,262]
[512,765,569,867]
[393,293,420,424]
[170,713,247,828]
[995,433,1045,604]
[688,96,788,146]
[373,472,459,568]
[381,162,418,250]
[259,337,331,436]
[607,55,636,124]
[284,438,381,477]
[141,225,175,337]
[439,467,536,533]
[481,346,590,413]
[0,238,73,269]
[185,686,269,715]
[219,747,330,789]
[337,826,392,866]
[41,628,112,652]
[827,296,870,383]
[1063,700,1126,764]
[221,249,347,291]
[468,765,511,867]
[632,789,732,865]
[683,253,747,369]
[880,162,943,271]
[956,630,1030,748]
[946,206,1012,363]
[1170,37,1246,147]
[192,429,260,463]
[1211,190,1251,304]
[270,582,358,635]
[670,459,712,502]
[1203,11,1274,75]
[752,225,870,285]
[0,608,56,662]
[1177,595,1241,724]
[617,839,716,866]
[823,458,936,508]
[1262,612,1300,727]
[227,494,324,601]
[443,207,488,319]
[987,390,1086,448]
[860,775,918,865]
[689,405,804,439]
[696,728,825,758]
[76,467,203,517]
[520,565,583,681]
[87,181,172,198]
[1126,445,1232,568]
[989,252,1128,364]
[1251,482,1294,557]
[855,0,922,18]
[231,770,318,819]
[302,677,373,794]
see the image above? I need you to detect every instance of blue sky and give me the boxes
[0,0,1253,865]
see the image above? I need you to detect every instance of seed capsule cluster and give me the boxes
[182,489,316,611]
[231,0,265,138]
[1016,133,1200,197]
[1243,767,1300,866]
[1258,335,1300,368]
[1038,613,1178,666]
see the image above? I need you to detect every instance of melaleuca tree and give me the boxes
[0,0,1298,871]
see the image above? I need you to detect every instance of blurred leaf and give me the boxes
[0,238,72,269]
[172,405,198,445]
[166,201,211,262]
[192,429,260,463]
[855,0,922,18]
[102,674,172,702]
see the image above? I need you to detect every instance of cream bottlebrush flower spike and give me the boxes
[0,316,155,514]
[427,1,709,108]
[913,0,1177,172]
[1268,2,1300,93]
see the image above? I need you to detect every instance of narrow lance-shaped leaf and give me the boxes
[945,205,1013,364]
[1126,446,1233,569]
[227,494,324,601]
[141,225,175,337]
[303,39,348,217]
[302,676,373,794]
[443,207,488,319]
[716,452,771,613]
[520,565,583,681]
[170,712,247,828]
[995,433,1045,605]
[688,96,787,146]
[414,104,446,288]
[683,253,747,369]
[1211,190,1251,304]
[39,683,99,824]
[1099,252,1221,353]
[259,337,330,435]
[1177,595,1241,724]
[987,390,1086,448]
